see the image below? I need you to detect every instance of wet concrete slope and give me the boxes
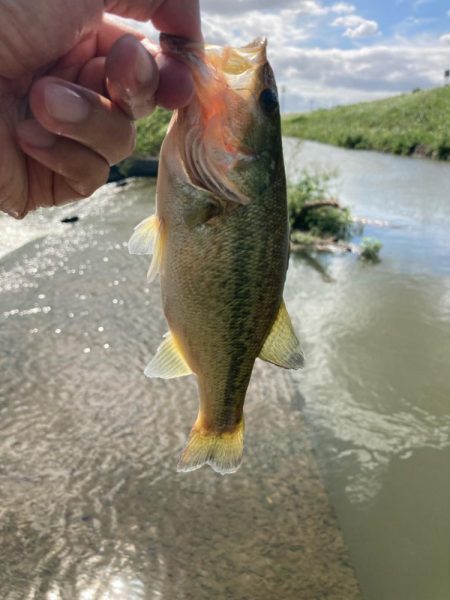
[0,180,360,599]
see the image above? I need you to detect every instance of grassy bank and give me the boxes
[282,87,450,160]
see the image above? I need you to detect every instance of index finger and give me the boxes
[151,0,202,42]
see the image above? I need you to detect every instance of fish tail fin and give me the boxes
[177,419,245,475]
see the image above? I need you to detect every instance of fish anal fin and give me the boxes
[144,332,192,379]
[177,420,244,475]
[259,300,304,370]
[128,214,159,255]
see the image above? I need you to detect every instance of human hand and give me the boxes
[0,0,202,218]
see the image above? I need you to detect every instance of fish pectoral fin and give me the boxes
[147,218,165,283]
[259,300,304,370]
[144,332,192,379]
[128,214,159,255]
[182,193,222,228]
[129,213,165,282]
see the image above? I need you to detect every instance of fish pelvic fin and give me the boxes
[177,419,245,475]
[259,299,304,369]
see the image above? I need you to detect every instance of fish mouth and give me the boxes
[207,38,268,97]
[207,38,267,75]
[159,34,268,95]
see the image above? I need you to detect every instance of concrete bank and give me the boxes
[0,179,360,599]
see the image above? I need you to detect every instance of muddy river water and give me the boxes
[284,139,450,600]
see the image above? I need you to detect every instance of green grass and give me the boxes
[134,108,172,157]
[282,87,450,160]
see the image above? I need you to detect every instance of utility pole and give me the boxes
[280,85,287,114]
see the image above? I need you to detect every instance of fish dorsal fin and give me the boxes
[128,214,159,255]
[144,332,193,379]
[259,300,304,369]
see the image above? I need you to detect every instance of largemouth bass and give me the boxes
[129,36,303,474]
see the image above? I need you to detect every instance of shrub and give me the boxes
[135,108,172,156]
[303,206,353,240]
[288,171,334,228]
[360,238,382,262]
[288,170,353,240]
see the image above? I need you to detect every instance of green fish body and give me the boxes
[129,38,303,474]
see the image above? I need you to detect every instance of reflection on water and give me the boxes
[0,181,359,599]
[287,257,450,501]
[284,140,450,600]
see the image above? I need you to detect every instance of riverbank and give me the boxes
[282,87,450,160]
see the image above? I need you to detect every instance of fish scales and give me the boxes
[129,36,303,474]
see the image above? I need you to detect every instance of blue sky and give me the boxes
[138,0,450,111]
[304,0,450,48]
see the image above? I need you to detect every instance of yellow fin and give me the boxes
[128,214,159,255]
[146,217,165,282]
[144,332,192,379]
[177,420,244,475]
[259,300,304,369]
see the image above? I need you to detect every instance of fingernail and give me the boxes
[45,83,90,123]
[19,120,56,148]
[135,43,154,85]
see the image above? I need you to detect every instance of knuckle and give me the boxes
[71,159,109,198]
[109,121,136,165]
[0,170,27,218]
[89,161,110,194]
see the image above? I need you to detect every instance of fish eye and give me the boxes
[259,88,279,114]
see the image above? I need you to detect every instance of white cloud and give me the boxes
[330,3,356,14]
[202,10,314,49]
[125,2,447,112]
[275,42,450,110]
[200,0,355,17]
[345,21,379,39]
[332,15,379,38]
[200,0,319,15]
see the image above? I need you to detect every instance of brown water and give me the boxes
[0,181,358,599]
[284,140,450,600]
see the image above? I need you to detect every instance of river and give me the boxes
[284,139,450,600]
[0,140,449,599]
